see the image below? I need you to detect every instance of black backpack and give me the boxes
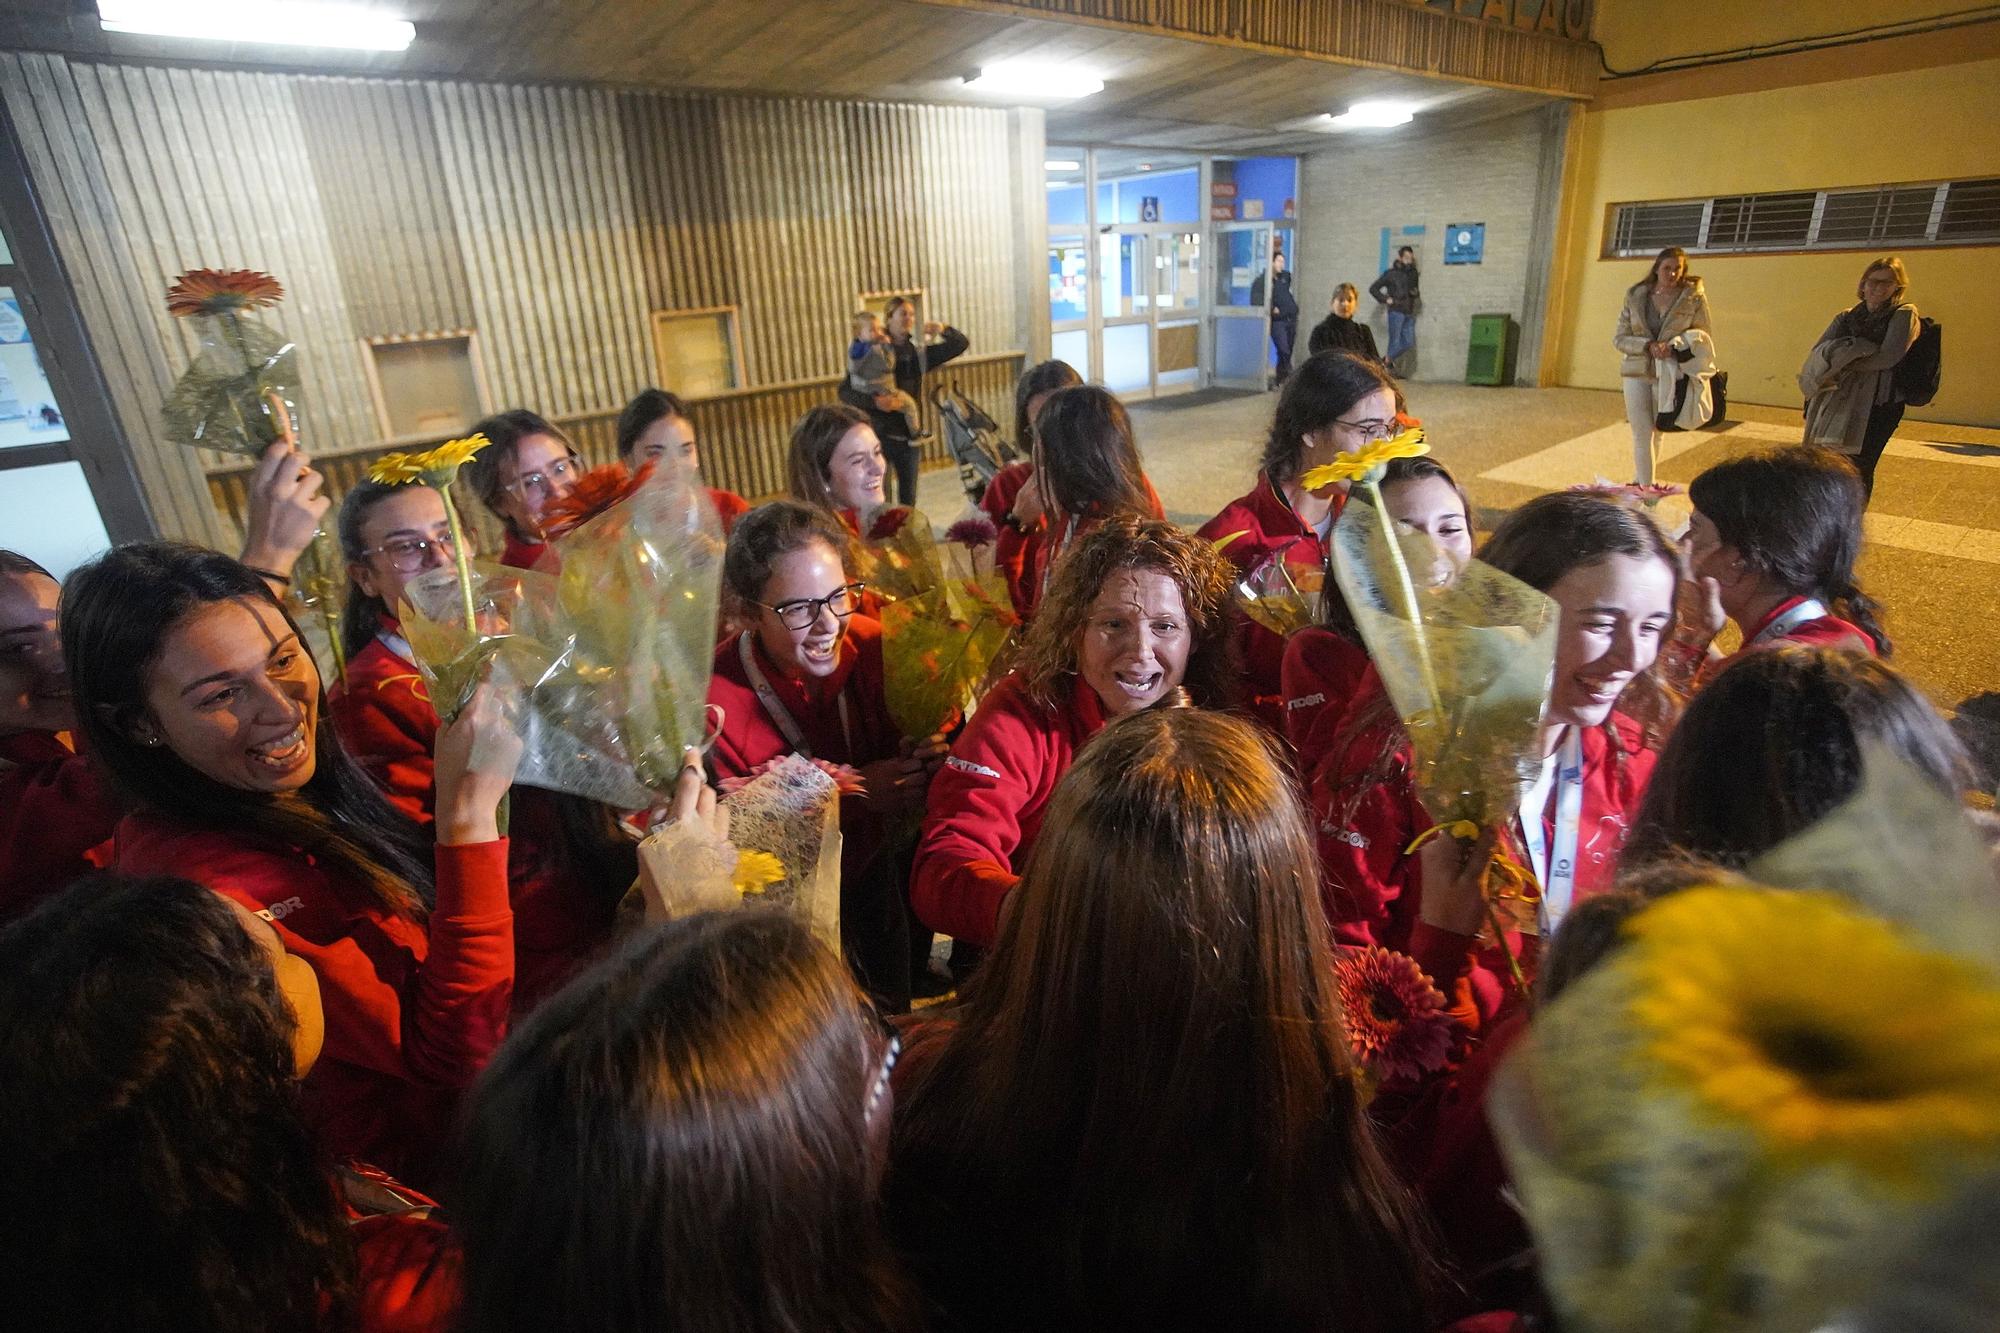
[1894,317,1942,407]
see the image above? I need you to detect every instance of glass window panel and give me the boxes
[0,287,70,449]
[1099,233,1144,319]
[1213,228,1268,308]
[652,309,741,398]
[0,459,109,579]
[1939,179,2000,240]
[1051,328,1092,383]
[369,335,483,439]
[1049,239,1088,323]
[1101,322,1151,394]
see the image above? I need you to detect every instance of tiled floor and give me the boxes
[918,382,2000,780]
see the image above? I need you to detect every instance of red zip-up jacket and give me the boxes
[980,462,1038,619]
[708,485,752,534]
[327,619,621,1013]
[1280,626,1374,769]
[1198,473,1343,738]
[0,730,121,923]
[497,531,547,571]
[706,616,903,878]
[1311,670,1656,1028]
[1698,593,1878,686]
[339,1163,460,1332]
[113,813,511,1188]
[911,672,1107,947]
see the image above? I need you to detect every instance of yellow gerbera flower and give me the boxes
[1627,885,2000,1181]
[367,451,426,485]
[421,433,490,473]
[732,850,784,895]
[1300,426,1430,490]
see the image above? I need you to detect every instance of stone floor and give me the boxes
[917,381,2000,783]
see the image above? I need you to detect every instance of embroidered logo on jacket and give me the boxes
[259,896,307,923]
[945,756,1001,779]
[1318,821,1370,850]
[1287,692,1325,711]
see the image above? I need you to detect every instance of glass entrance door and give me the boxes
[1210,222,1274,391]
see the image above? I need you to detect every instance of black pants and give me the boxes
[1272,319,1297,384]
[880,430,921,508]
[1855,401,1905,501]
[843,836,916,1013]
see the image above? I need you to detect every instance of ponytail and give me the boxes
[1829,580,1893,659]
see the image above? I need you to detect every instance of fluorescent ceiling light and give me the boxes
[98,1,417,52]
[965,61,1103,100]
[1329,101,1417,129]
[1044,159,1081,171]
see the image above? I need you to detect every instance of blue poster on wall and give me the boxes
[1444,223,1485,265]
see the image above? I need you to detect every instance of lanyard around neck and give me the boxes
[1518,726,1585,933]
[737,632,853,760]
[1751,597,1830,648]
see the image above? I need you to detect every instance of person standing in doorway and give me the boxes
[1369,245,1422,372]
[1307,282,1381,362]
[1613,246,1711,486]
[1267,250,1300,385]
[838,297,970,508]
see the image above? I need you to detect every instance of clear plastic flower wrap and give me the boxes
[854,504,943,604]
[1233,543,1324,638]
[1488,756,2000,1333]
[1328,488,1558,832]
[716,754,843,949]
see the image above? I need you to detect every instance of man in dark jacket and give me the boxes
[1255,251,1301,385]
[1369,246,1421,370]
[837,296,970,506]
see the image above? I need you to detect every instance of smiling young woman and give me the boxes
[61,542,522,1187]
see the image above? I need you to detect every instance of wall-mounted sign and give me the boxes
[1242,199,1265,220]
[1140,196,1161,222]
[1444,223,1486,265]
[1210,204,1236,221]
[0,288,70,450]
[1210,182,1238,198]
[1414,0,1592,41]
[1283,197,1296,219]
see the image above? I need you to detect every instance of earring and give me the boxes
[142,734,163,747]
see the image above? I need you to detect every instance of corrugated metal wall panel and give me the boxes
[294,77,475,338]
[618,91,738,318]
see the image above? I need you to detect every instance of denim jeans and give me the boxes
[1385,310,1416,364]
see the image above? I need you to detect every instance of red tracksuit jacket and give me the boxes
[1698,593,1878,686]
[980,462,1038,619]
[911,672,1107,947]
[327,620,620,1013]
[1310,669,1657,1028]
[1280,625,1374,770]
[1198,473,1343,739]
[0,730,121,923]
[113,814,511,1188]
[340,1163,460,1332]
[705,616,903,878]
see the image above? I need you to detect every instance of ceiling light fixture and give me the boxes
[1044,159,1082,171]
[965,61,1103,100]
[98,0,417,52]
[1329,101,1417,129]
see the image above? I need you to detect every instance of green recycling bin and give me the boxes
[1466,312,1519,386]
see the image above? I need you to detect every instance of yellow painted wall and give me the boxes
[1594,0,1973,71]
[1550,57,2000,425]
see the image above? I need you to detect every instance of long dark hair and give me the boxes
[1626,645,1974,870]
[1262,350,1398,488]
[461,408,577,536]
[614,387,692,464]
[1688,445,1890,657]
[0,874,353,1331]
[454,910,920,1333]
[62,543,435,917]
[1012,358,1083,450]
[334,477,412,662]
[888,708,1444,1331]
[787,402,873,519]
[1031,384,1157,522]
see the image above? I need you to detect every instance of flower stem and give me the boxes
[1690,1164,1772,1333]
[1367,475,1444,716]
[437,481,478,639]
[1479,863,1532,1003]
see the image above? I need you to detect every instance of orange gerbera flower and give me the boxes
[165,268,286,318]
[539,461,655,542]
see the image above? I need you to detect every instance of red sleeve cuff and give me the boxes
[432,839,510,917]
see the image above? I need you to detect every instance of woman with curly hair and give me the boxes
[910,516,1235,947]
[0,873,457,1332]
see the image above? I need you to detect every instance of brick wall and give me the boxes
[1294,106,1568,387]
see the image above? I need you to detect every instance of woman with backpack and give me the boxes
[1801,256,1922,499]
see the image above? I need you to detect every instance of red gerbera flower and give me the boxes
[944,516,999,550]
[165,268,285,318]
[539,461,654,541]
[867,506,914,541]
[717,756,866,797]
[1335,947,1456,1087]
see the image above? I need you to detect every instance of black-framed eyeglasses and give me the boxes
[754,582,865,631]
[360,533,456,573]
[504,453,580,499]
[1333,416,1397,441]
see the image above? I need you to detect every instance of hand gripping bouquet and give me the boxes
[1488,755,2000,1333]
[861,507,1018,740]
[1321,429,1559,996]
[161,269,345,682]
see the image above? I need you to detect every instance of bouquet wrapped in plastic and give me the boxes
[1489,756,2000,1333]
[715,754,843,948]
[1231,540,1324,639]
[160,268,344,680]
[860,507,1018,740]
[854,505,942,604]
[1321,430,1558,992]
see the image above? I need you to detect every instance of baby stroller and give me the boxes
[932,382,1022,504]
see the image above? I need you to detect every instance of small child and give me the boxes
[847,311,918,436]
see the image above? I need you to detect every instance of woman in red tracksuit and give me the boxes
[912,516,1237,948]
[459,408,584,570]
[328,479,637,1013]
[0,872,460,1332]
[984,359,1084,613]
[1281,455,1475,774]
[63,543,521,1188]
[1674,445,1888,687]
[0,551,123,921]
[614,387,752,533]
[707,500,948,1010]
[1199,350,1403,736]
[1311,493,1678,1029]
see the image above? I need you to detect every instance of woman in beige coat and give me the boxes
[1801,256,1919,501]
[1613,246,1711,485]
